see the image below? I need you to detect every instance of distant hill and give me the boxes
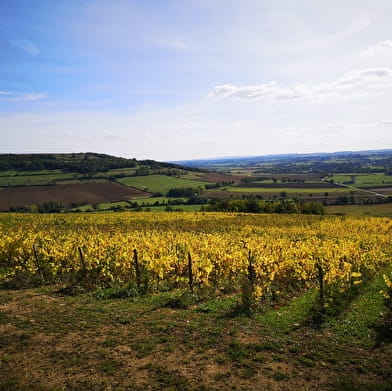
[0,152,192,174]
[1,151,391,213]
[0,153,211,211]
[173,149,392,174]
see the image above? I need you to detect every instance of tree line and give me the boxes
[202,199,325,214]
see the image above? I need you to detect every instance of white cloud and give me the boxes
[18,93,48,101]
[378,120,392,126]
[0,91,47,101]
[9,39,40,55]
[328,120,392,129]
[149,38,187,49]
[360,40,392,57]
[211,67,392,102]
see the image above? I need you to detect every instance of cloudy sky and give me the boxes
[1,0,392,161]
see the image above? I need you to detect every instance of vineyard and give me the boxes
[1,211,392,390]
[1,212,391,311]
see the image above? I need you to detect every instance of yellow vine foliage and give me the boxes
[0,212,391,298]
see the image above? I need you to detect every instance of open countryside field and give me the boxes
[326,203,392,217]
[221,186,353,195]
[236,182,340,189]
[180,171,243,183]
[0,169,64,177]
[117,174,213,194]
[331,173,392,187]
[0,212,391,390]
[74,197,189,212]
[203,190,361,203]
[0,182,149,210]
[364,187,392,196]
[0,172,81,186]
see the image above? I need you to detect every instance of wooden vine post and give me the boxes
[78,247,87,279]
[247,249,255,288]
[187,252,193,293]
[133,249,141,290]
[316,263,325,310]
[32,244,45,284]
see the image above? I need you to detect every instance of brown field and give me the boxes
[189,172,246,184]
[0,182,150,210]
[363,187,392,195]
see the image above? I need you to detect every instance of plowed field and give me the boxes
[0,182,149,210]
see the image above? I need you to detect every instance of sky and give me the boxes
[1,0,392,161]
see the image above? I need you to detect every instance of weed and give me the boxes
[259,341,282,353]
[94,283,139,299]
[102,338,118,347]
[227,341,251,362]
[253,354,267,363]
[334,376,392,391]
[299,356,315,367]
[273,371,287,381]
[288,345,300,354]
[146,365,190,390]
[98,358,121,375]
[240,367,257,378]
[163,292,197,309]
[131,338,157,358]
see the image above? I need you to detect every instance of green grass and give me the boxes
[72,197,192,211]
[0,276,391,391]
[128,196,186,204]
[0,172,80,186]
[222,186,351,194]
[0,169,64,177]
[325,204,392,217]
[117,174,212,194]
[324,267,392,346]
[145,204,203,212]
[332,174,392,187]
[98,167,137,177]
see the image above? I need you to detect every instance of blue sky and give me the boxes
[1,0,392,161]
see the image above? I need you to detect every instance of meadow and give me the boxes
[0,172,79,186]
[117,174,212,194]
[331,173,392,187]
[223,186,350,194]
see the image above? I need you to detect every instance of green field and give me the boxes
[223,186,350,194]
[95,168,137,177]
[331,173,392,187]
[0,169,64,177]
[55,178,108,185]
[75,197,190,211]
[0,172,80,186]
[117,175,212,194]
[325,203,392,217]
[145,204,202,212]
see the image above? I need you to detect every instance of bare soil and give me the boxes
[194,173,246,184]
[0,182,150,210]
